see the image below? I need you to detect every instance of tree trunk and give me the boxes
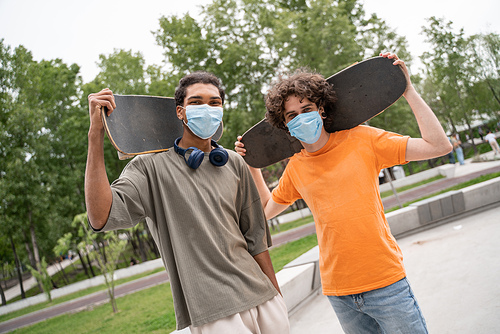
[28,211,45,294]
[22,230,36,269]
[135,229,148,262]
[10,236,25,299]
[77,249,91,279]
[463,114,478,155]
[86,252,96,277]
[486,79,500,106]
[58,261,69,285]
[127,231,140,260]
[144,226,160,258]
[0,281,6,306]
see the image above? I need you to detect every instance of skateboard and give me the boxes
[240,56,407,168]
[102,95,223,159]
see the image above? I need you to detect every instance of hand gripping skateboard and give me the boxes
[240,56,407,168]
[102,95,222,159]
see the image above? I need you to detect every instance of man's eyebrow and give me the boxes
[285,103,314,116]
[186,95,222,101]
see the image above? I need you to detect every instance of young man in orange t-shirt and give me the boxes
[235,53,452,333]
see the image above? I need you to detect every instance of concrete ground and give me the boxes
[289,203,500,334]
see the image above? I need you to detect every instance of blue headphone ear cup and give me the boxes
[209,148,228,166]
[174,137,205,169]
[209,140,228,167]
[186,148,205,169]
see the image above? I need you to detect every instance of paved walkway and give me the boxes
[4,258,78,302]
[382,152,500,210]
[1,152,499,333]
[289,203,500,334]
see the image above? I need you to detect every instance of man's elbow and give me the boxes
[442,141,454,155]
[86,204,111,232]
[87,214,108,232]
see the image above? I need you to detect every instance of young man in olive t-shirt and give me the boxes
[86,72,289,333]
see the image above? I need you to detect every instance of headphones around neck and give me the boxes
[174,137,229,169]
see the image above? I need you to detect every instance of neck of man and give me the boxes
[178,127,213,152]
[302,129,330,153]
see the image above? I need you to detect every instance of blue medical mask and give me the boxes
[286,111,323,144]
[184,104,223,139]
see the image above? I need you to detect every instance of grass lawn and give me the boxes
[1,218,314,324]
[270,234,318,272]
[380,175,445,199]
[8,234,319,333]
[0,267,165,323]
[270,215,314,235]
[10,283,176,334]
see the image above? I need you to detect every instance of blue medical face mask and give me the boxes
[184,104,223,139]
[286,111,323,144]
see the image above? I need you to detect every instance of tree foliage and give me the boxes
[154,0,412,148]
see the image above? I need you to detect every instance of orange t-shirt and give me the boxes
[272,125,410,296]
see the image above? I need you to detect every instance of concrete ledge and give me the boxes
[386,206,419,236]
[410,191,465,225]
[277,246,321,314]
[277,263,316,313]
[388,177,500,237]
[437,164,457,178]
[462,177,500,211]
[275,208,311,224]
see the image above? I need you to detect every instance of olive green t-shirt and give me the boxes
[98,149,277,329]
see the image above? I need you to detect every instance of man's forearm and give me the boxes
[248,167,272,208]
[404,86,453,160]
[85,128,112,230]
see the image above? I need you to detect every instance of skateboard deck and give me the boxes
[240,56,407,168]
[102,95,222,159]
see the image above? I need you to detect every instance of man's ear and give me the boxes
[176,105,184,120]
[319,107,326,119]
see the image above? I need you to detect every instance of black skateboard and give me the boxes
[102,95,222,159]
[240,56,407,168]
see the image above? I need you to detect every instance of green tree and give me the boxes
[26,257,52,302]
[76,213,127,313]
[469,33,500,119]
[420,17,478,150]
[1,40,84,296]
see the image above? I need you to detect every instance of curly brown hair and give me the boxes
[265,68,337,132]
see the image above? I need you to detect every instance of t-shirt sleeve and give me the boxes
[271,164,301,206]
[370,127,410,170]
[97,158,148,232]
[238,160,272,255]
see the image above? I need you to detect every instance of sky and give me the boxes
[0,0,499,83]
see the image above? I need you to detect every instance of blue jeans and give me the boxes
[455,147,465,165]
[327,278,428,334]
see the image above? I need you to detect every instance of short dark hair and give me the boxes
[265,68,337,132]
[174,71,225,106]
